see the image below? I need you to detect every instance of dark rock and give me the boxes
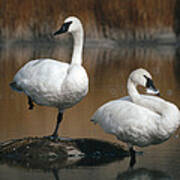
[0,137,128,170]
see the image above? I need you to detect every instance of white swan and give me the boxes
[91,68,180,164]
[10,16,89,139]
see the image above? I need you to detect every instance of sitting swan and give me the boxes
[91,68,180,165]
[10,16,89,139]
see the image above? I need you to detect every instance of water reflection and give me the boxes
[49,167,172,180]
[0,159,173,180]
[0,43,180,179]
[117,168,172,180]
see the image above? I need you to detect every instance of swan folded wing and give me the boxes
[60,65,89,108]
[140,95,180,129]
[12,59,69,105]
[92,100,161,146]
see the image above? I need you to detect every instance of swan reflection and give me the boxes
[117,167,172,180]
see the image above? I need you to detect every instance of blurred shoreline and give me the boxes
[0,0,179,44]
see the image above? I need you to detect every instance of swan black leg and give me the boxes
[28,96,34,110]
[129,147,136,168]
[51,112,63,139]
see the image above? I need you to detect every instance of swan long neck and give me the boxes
[127,78,167,116]
[127,78,141,102]
[71,27,84,65]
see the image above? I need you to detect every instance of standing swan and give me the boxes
[10,16,89,140]
[91,68,180,166]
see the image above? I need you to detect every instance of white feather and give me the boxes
[10,16,89,112]
[92,68,180,147]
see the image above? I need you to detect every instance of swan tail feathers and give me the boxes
[9,81,22,92]
[90,118,97,125]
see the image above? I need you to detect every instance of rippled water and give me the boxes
[0,43,180,179]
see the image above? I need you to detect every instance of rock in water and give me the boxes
[0,137,128,170]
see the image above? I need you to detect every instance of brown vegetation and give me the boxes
[0,0,179,42]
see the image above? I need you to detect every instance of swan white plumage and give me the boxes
[91,68,180,165]
[10,16,89,139]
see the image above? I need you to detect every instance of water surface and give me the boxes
[0,43,180,179]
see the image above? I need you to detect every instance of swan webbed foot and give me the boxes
[43,134,59,141]
[43,112,65,141]
[44,135,72,142]
[27,96,34,110]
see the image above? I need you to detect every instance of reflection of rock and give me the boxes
[117,168,171,180]
[0,137,128,170]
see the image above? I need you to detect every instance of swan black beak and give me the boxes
[53,21,72,36]
[145,77,160,96]
[146,87,160,96]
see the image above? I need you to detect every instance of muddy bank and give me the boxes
[0,0,179,43]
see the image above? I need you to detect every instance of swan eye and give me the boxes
[63,21,73,31]
[144,75,154,88]
[146,78,153,88]
[54,21,72,35]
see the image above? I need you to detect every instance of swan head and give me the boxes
[129,68,160,96]
[53,16,83,36]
